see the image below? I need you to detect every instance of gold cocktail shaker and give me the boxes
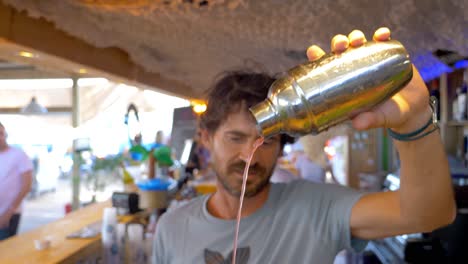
[250,40,413,137]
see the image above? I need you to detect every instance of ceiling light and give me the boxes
[78,68,87,74]
[18,51,35,58]
[192,102,207,114]
[21,97,48,114]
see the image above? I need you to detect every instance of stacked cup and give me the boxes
[127,223,146,264]
[102,207,120,264]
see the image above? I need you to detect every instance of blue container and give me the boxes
[136,178,175,191]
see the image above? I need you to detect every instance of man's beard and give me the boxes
[215,160,274,198]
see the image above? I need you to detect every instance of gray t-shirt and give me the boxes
[153,180,367,264]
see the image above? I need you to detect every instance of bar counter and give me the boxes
[0,200,111,264]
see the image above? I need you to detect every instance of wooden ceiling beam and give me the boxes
[0,2,196,99]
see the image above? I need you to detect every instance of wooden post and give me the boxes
[71,77,81,210]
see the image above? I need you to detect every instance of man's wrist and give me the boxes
[389,105,433,134]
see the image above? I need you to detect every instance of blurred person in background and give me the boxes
[290,141,326,183]
[150,130,165,150]
[0,122,33,240]
[185,130,211,177]
[270,138,297,183]
[270,165,297,183]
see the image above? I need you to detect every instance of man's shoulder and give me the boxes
[1,146,25,159]
[274,180,357,200]
[158,195,207,228]
[275,179,330,191]
[6,146,28,157]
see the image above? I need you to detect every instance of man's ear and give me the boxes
[199,129,212,150]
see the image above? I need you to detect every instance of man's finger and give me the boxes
[331,34,349,53]
[351,110,386,131]
[348,30,367,47]
[373,27,391,41]
[306,45,326,61]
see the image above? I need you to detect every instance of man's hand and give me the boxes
[306,27,432,134]
[0,170,33,228]
[0,207,15,228]
[306,28,455,240]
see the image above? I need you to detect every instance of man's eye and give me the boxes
[229,137,243,143]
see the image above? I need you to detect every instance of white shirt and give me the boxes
[0,146,33,221]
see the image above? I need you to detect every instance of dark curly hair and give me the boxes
[199,70,295,148]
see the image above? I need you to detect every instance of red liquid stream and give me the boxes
[232,137,264,264]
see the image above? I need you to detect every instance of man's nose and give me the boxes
[239,138,262,163]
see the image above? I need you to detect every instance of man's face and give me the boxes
[202,107,282,198]
[0,126,7,150]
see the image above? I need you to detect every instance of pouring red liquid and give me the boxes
[231,137,264,264]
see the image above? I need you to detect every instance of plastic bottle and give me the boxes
[454,87,462,121]
[460,84,467,120]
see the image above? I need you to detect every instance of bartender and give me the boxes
[152,28,455,263]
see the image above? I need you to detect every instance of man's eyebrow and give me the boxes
[225,130,249,137]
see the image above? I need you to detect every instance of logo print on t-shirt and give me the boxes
[204,247,250,264]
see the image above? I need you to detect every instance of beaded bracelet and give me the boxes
[387,96,439,142]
